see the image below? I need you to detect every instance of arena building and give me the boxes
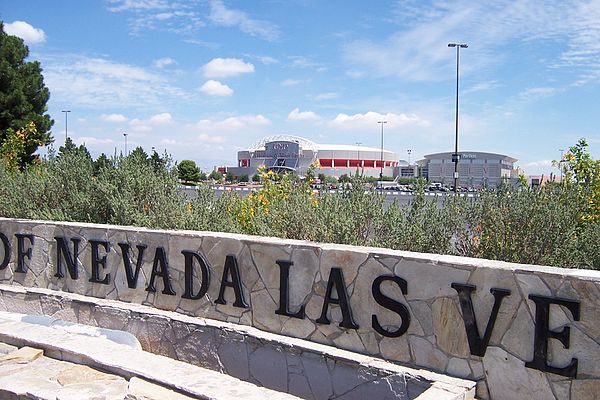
[227,135,399,179]
[416,151,518,188]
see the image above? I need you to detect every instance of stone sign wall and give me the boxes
[0,217,599,399]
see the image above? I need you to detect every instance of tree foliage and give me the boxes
[0,139,598,270]
[177,159,201,183]
[0,22,53,166]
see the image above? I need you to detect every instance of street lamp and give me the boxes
[356,142,362,170]
[61,110,71,142]
[377,121,387,185]
[448,42,468,193]
[559,148,564,181]
[123,133,128,155]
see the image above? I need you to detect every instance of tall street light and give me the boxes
[448,43,468,193]
[377,121,387,185]
[61,110,71,142]
[559,148,564,181]
[356,142,362,170]
[123,133,128,155]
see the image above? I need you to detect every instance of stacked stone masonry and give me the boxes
[0,218,598,399]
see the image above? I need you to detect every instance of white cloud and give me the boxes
[313,92,339,101]
[344,1,600,83]
[160,138,177,145]
[208,0,280,41]
[4,21,46,44]
[199,80,233,96]
[100,113,128,123]
[153,57,176,68]
[41,54,186,109]
[518,87,558,100]
[201,58,255,78]
[281,79,308,86]
[257,55,279,65]
[188,114,271,132]
[129,112,172,132]
[149,112,172,124]
[75,136,116,145]
[522,160,554,168]
[287,108,321,122]
[106,0,204,35]
[198,133,226,143]
[329,111,429,129]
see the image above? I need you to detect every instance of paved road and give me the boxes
[181,186,477,208]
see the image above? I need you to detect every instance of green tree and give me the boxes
[252,173,261,182]
[94,153,112,176]
[0,22,53,165]
[128,146,148,163]
[150,150,166,173]
[208,170,223,181]
[561,139,600,221]
[225,171,234,182]
[177,159,201,183]
[239,174,249,182]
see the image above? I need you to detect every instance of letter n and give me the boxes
[54,237,80,279]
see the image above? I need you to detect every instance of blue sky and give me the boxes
[2,0,599,174]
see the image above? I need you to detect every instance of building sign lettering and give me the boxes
[0,230,582,378]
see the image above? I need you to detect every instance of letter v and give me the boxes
[451,283,511,357]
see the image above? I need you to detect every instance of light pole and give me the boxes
[448,42,468,193]
[377,121,387,185]
[61,110,71,142]
[559,148,564,181]
[123,133,128,155]
[356,142,362,170]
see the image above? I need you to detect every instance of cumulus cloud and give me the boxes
[153,57,176,68]
[329,111,429,129]
[149,112,172,124]
[201,58,255,78]
[199,80,233,96]
[287,108,320,122]
[198,133,226,143]
[4,21,46,44]
[100,113,128,123]
[129,112,172,132]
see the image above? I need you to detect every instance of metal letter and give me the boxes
[145,247,176,295]
[275,260,305,319]
[181,250,211,300]
[118,243,147,289]
[15,234,34,273]
[451,283,511,356]
[215,255,248,308]
[0,232,10,270]
[316,267,359,329]
[372,275,410,337]
[54,236,80,279]
[89,240,110,284]
[525,294,580,378]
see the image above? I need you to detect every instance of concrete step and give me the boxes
[0,312,301,400]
